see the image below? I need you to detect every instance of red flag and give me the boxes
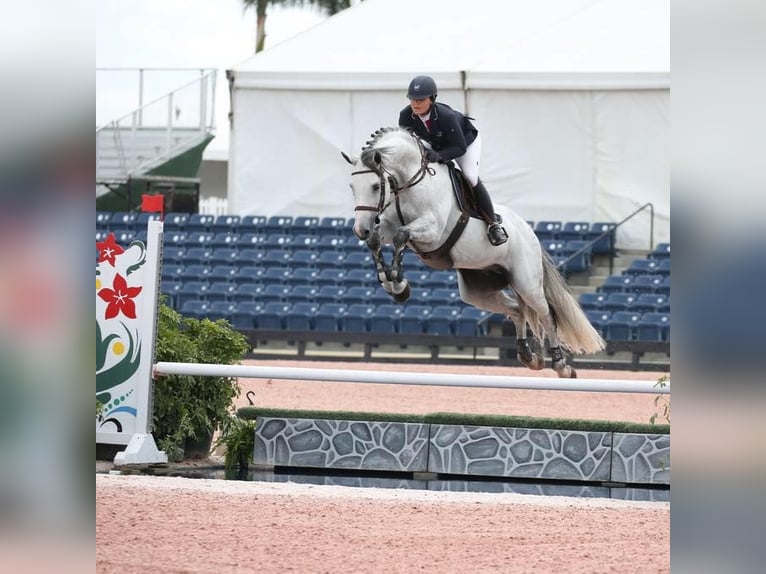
[141,194,164,220]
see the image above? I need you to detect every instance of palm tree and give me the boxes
[242,0,356,53]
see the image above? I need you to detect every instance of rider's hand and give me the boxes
[425,149,440,163]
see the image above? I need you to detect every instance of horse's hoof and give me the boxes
[392,283,411,303]
[519,352,544,371]
[553,364,576,379]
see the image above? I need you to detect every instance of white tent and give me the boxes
[228,0,669,249]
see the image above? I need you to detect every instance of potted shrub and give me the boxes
[152,301,250,461]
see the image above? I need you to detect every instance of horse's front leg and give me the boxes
[388,227,411,302]
[366,228,396,294]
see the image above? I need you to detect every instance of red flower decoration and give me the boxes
[96,233,125,267]
[98,273,142,319]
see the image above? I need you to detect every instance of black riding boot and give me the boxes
[473,179,508,246]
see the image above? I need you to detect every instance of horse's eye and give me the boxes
[372,183,380,192]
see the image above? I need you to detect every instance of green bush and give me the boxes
[153,301,250,461]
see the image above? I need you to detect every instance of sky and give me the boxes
[96,0,330,156]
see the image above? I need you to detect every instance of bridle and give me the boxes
[351,133,435,224]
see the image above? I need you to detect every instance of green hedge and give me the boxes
[237,407,669,435]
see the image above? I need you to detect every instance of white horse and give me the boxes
[342,127,605,378]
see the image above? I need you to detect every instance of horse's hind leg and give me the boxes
[513,313,545,371]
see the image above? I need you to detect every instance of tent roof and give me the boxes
[231,0,668,90]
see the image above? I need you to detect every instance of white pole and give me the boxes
[154,362,670,394]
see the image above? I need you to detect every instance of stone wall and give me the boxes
[254,417,669,486]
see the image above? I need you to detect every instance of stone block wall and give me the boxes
[254,417,670,486]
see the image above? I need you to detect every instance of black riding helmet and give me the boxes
[407,75,437,101]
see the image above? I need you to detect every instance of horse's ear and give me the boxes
[341,151,355,165]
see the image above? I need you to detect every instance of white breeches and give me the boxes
[456,132,481,187]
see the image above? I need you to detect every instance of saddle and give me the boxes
[411,163,489,270]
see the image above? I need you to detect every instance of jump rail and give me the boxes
[153,362,670,394]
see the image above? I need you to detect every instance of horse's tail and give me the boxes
[540,252,606,355]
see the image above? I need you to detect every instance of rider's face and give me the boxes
[409,97,432,116]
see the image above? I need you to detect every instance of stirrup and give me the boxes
[487,223,508,246]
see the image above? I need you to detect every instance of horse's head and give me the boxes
[343,128,427,240]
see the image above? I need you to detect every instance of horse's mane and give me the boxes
[360,127,419,170]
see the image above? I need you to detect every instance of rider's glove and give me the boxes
[425,149,440,163]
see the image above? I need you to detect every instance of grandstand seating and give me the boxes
[103,212,670,347]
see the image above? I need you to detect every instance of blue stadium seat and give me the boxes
[164,231,188,246]
[161,264,185,282]
[557,240,592,273]
[423,270,457,289]
[585,310,611,338]
[542,239,565,256]
[291,267,320,285]
[180,300,210,319]
[455,307,489,336]
[318,217,349,234]
[654,276,670,296]
[315,303,347,332]
[598,275,633,294]
[603,292,637,312]
[186,214,216,232]
[534,220,562,241]
[210,232,240,249]
[164,212,190,231]
[208,265,238,283]
[115,230,135,244]
[209,248,239,266]
[399,305,431,334]
[402,251,428,270]
[578,292,607,311]
[343,251,373,269]
[292,234,320,250]
[254,302,291,330]
[110,211,138,231]
[344,268,376,285]
[290,216,321,234]
[178,282,210,307]
[264,216,294,235]
[206,282,237,302]
[369,304,403,334]
[164,246,186,264]
[315,285,346,304]
[211,215,241,233]
[232,283,264,303]
[238,248,265,266]
[235,266,266,285]
[316,268,348,286]
[408,269,432,286]
[239,215,268,232]
[206,301,238,322]
[632,293,669,313]
[316,251,347,269]
[558,221,590,242]
[636,312,670,342]
[290,250,319,268]
[261,249,292,267]
[181,264,212,282]
[585,222,616,254]
[656,258,671,276]
[134,230,148,244]
[430,287,460,306]
[96,211,112,228]
[650,242,670,260]
[96,230,108,242]
[232,301,265,329]
[624,259,660,276]
[345,286,376,305]
[261,284,291,303]
[427,305,460,335]
[289,285,319,302]
[181,247,214,266]
[606,311,642,341]
[136,212,161,228]
[263,233,293,250]
[630,274,665,294]
[238,233,268,248]
[285,302,320,331]
[159,280,183,308]
[339,303,375,332]
[261,267,292,286]
[184,232,215,247]
[316,235,350,252]
[261,267,292,285]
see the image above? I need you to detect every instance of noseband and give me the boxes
[351,134,435,224]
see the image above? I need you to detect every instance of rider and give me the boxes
[398,75,508,246]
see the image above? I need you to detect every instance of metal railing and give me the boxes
[96,68,217,182]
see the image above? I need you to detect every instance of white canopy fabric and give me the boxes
[228,0,669,249]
